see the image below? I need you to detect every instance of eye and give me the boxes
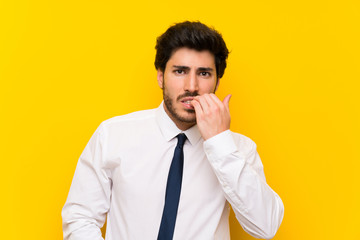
[174,69,185,74]
[199,72,211,77]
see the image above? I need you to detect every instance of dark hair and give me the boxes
[155,21,229,79]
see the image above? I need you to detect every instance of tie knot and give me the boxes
[176,133,187,148]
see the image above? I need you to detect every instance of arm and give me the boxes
[62,124,111,240]
[204,130,284,239]
[192,94,284,239]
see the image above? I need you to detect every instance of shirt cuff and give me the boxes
[203,130,238,160]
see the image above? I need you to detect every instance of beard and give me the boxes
[163,85,198,124]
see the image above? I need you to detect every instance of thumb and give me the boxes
[222,94,232,108]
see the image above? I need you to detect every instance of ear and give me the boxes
[157,69,164,89]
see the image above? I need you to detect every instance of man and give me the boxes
[62,21,284,240]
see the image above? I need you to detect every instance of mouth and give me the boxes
[180,97,195,109]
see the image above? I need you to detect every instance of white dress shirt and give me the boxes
[62,103,284,240]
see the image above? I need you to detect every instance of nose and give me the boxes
[184,71,199,92]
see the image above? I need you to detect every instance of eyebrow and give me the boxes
[172,65,214,72]
[198,67,214,72]
[172,65,190,70]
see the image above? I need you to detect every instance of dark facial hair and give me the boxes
[162,80,198,124]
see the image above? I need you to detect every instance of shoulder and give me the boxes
[231,131,256,145]
[230,131,257,154]
[102,108,155,126]
[96,108,157,134]
[204,130,257,159]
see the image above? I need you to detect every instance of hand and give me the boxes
[191,93,232,140]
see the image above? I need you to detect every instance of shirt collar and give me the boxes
[155,101,202,146]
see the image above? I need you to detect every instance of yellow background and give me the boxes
[1,0,359,239]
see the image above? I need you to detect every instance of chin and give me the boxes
[178,110,196,123]
[171,107,196,124]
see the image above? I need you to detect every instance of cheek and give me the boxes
[164,81,182,98]
[199,81,217,93]
[165,79,183,93]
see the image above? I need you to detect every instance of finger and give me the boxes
[194,95,211,114]
[222,94,232,109]
[207,93,226,116]
[202,94,216,109]
[191,98,203,116]
[208,93,224,109]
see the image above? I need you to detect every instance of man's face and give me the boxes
[157,47,219,130]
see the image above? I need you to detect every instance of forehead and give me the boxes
[166,47,215,68]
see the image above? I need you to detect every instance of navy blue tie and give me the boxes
[157,133,187,240]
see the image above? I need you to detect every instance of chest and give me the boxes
[106,136,223,206]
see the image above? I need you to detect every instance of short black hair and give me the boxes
[155,21,229,79]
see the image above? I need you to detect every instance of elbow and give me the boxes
[245,198,285,239]
[244,224,279,240]
[253,217,283,239]
[261,228,278,240]
[262,221,282,239]
[263,199,285,239]
[61,206,74,240]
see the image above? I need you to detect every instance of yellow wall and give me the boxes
[1,0,359,239]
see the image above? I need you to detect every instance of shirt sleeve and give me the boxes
[62,124,111,240]
[203,130,284,239]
